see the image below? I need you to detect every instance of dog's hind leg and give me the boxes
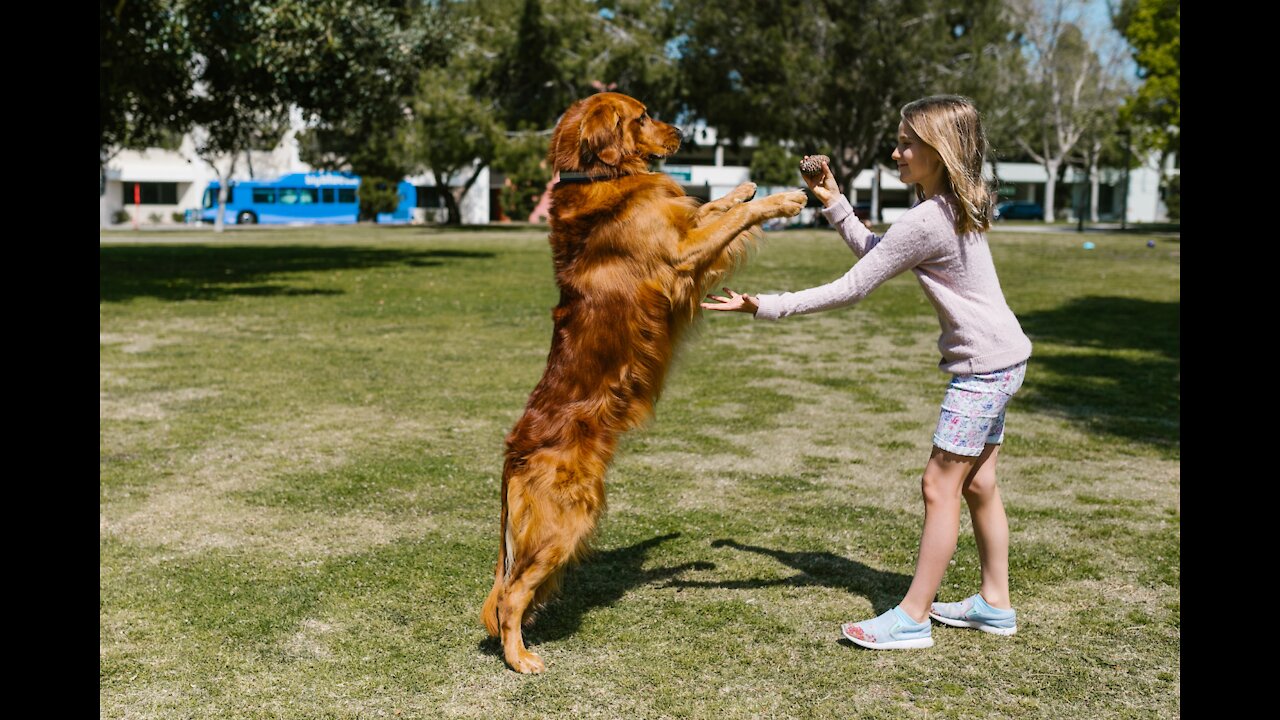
[498,462,603,674]
[499,532,588,673]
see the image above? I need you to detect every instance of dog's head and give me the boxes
[548,92,682,177]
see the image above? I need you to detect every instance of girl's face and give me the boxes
[892,121,944,194]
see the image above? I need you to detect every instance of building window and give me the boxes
[122,182,178,205]
[417,186,449,208]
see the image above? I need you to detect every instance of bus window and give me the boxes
[204,187,235,208]
[253,188,276,204]
[338,188,356,204]
[279,188,318,205]
[322,188,335,204]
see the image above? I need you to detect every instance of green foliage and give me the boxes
[675,0,1020,191]
[749,142,800,187]
[404,66,506,224]
[356,176,402,222]
[284,0,458,179]
[1163,174,1180,220]
[482,0,567,128]
[495,131,553,221]
[167,0,455,180]
[1114,0,1180,158]
[99,0,193,163]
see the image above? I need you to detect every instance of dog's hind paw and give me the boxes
[508,649,546,674]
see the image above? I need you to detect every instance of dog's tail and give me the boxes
[481,463,514,638]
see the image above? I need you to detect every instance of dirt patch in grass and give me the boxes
[101,406,447,557]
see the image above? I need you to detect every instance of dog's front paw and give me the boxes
[759,190,807,220]
[727,181,758,203]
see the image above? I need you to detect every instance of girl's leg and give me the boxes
[898,446,981,623]
[962,443,1012,609]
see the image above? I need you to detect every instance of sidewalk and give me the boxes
[986,222,1180,237]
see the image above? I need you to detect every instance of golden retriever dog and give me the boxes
[481,92,805,673]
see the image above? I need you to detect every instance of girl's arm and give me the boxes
[823,195,882,258]
[804,157,881,257]
[753,216,940,320]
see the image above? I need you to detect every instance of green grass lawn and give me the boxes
[101,223,1179,719]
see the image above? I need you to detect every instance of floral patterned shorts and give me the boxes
[932,360,1028,457]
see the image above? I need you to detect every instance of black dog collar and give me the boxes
[555,172,612,186]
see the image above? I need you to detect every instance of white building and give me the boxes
[663,121,1174,225]
[101,118,1172,228]
[100,124,490,228]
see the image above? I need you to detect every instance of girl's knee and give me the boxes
[920,471,965,505]
[962,470,998,499]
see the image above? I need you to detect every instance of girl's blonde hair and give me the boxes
[901,95,992,234]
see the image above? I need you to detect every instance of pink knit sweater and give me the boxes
[754,194,1032,375]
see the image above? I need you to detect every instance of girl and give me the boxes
[703,95,1031,650]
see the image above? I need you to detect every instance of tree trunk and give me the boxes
[434,170,461,225]
[210,153,240,234]
[1089,159,1100,223]
[1043,158,1059,222]
[871,165,881,223]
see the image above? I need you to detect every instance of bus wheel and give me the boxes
[237,211,257,225]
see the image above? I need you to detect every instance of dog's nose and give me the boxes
[674,127,684,141]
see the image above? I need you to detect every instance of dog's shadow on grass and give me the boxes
[667,539,912,616]
[479,535,912,659]
[478,532,712,657]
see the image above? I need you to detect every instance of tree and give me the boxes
[1009,0,1124,221]
[470,0,684,126]
[749,142,800,187]
[1068,52,1132,223]
[482,0,568,129]
[291,1,456,185]
[1112,0,1179,162]
[674,0,1018,202]
[181,0,450,230]
[404,67,504,225]
[357,177,404,221]
[583,0,686,116]
[1113,0,1178,218]
[99,0,193,211]
[495,130,554,222]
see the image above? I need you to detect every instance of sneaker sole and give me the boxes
[928,612,1017,635]
[841,626,934,649]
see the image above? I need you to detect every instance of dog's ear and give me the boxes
[579,103,623,166]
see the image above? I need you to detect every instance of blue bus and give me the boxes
[200,172,416,225]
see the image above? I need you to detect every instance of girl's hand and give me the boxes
[802,156,841,207]
[701,287,759,314]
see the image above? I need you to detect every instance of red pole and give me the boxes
[133,184,141,230]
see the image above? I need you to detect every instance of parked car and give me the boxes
[852,202,871,221]
[994,201,1044,221]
